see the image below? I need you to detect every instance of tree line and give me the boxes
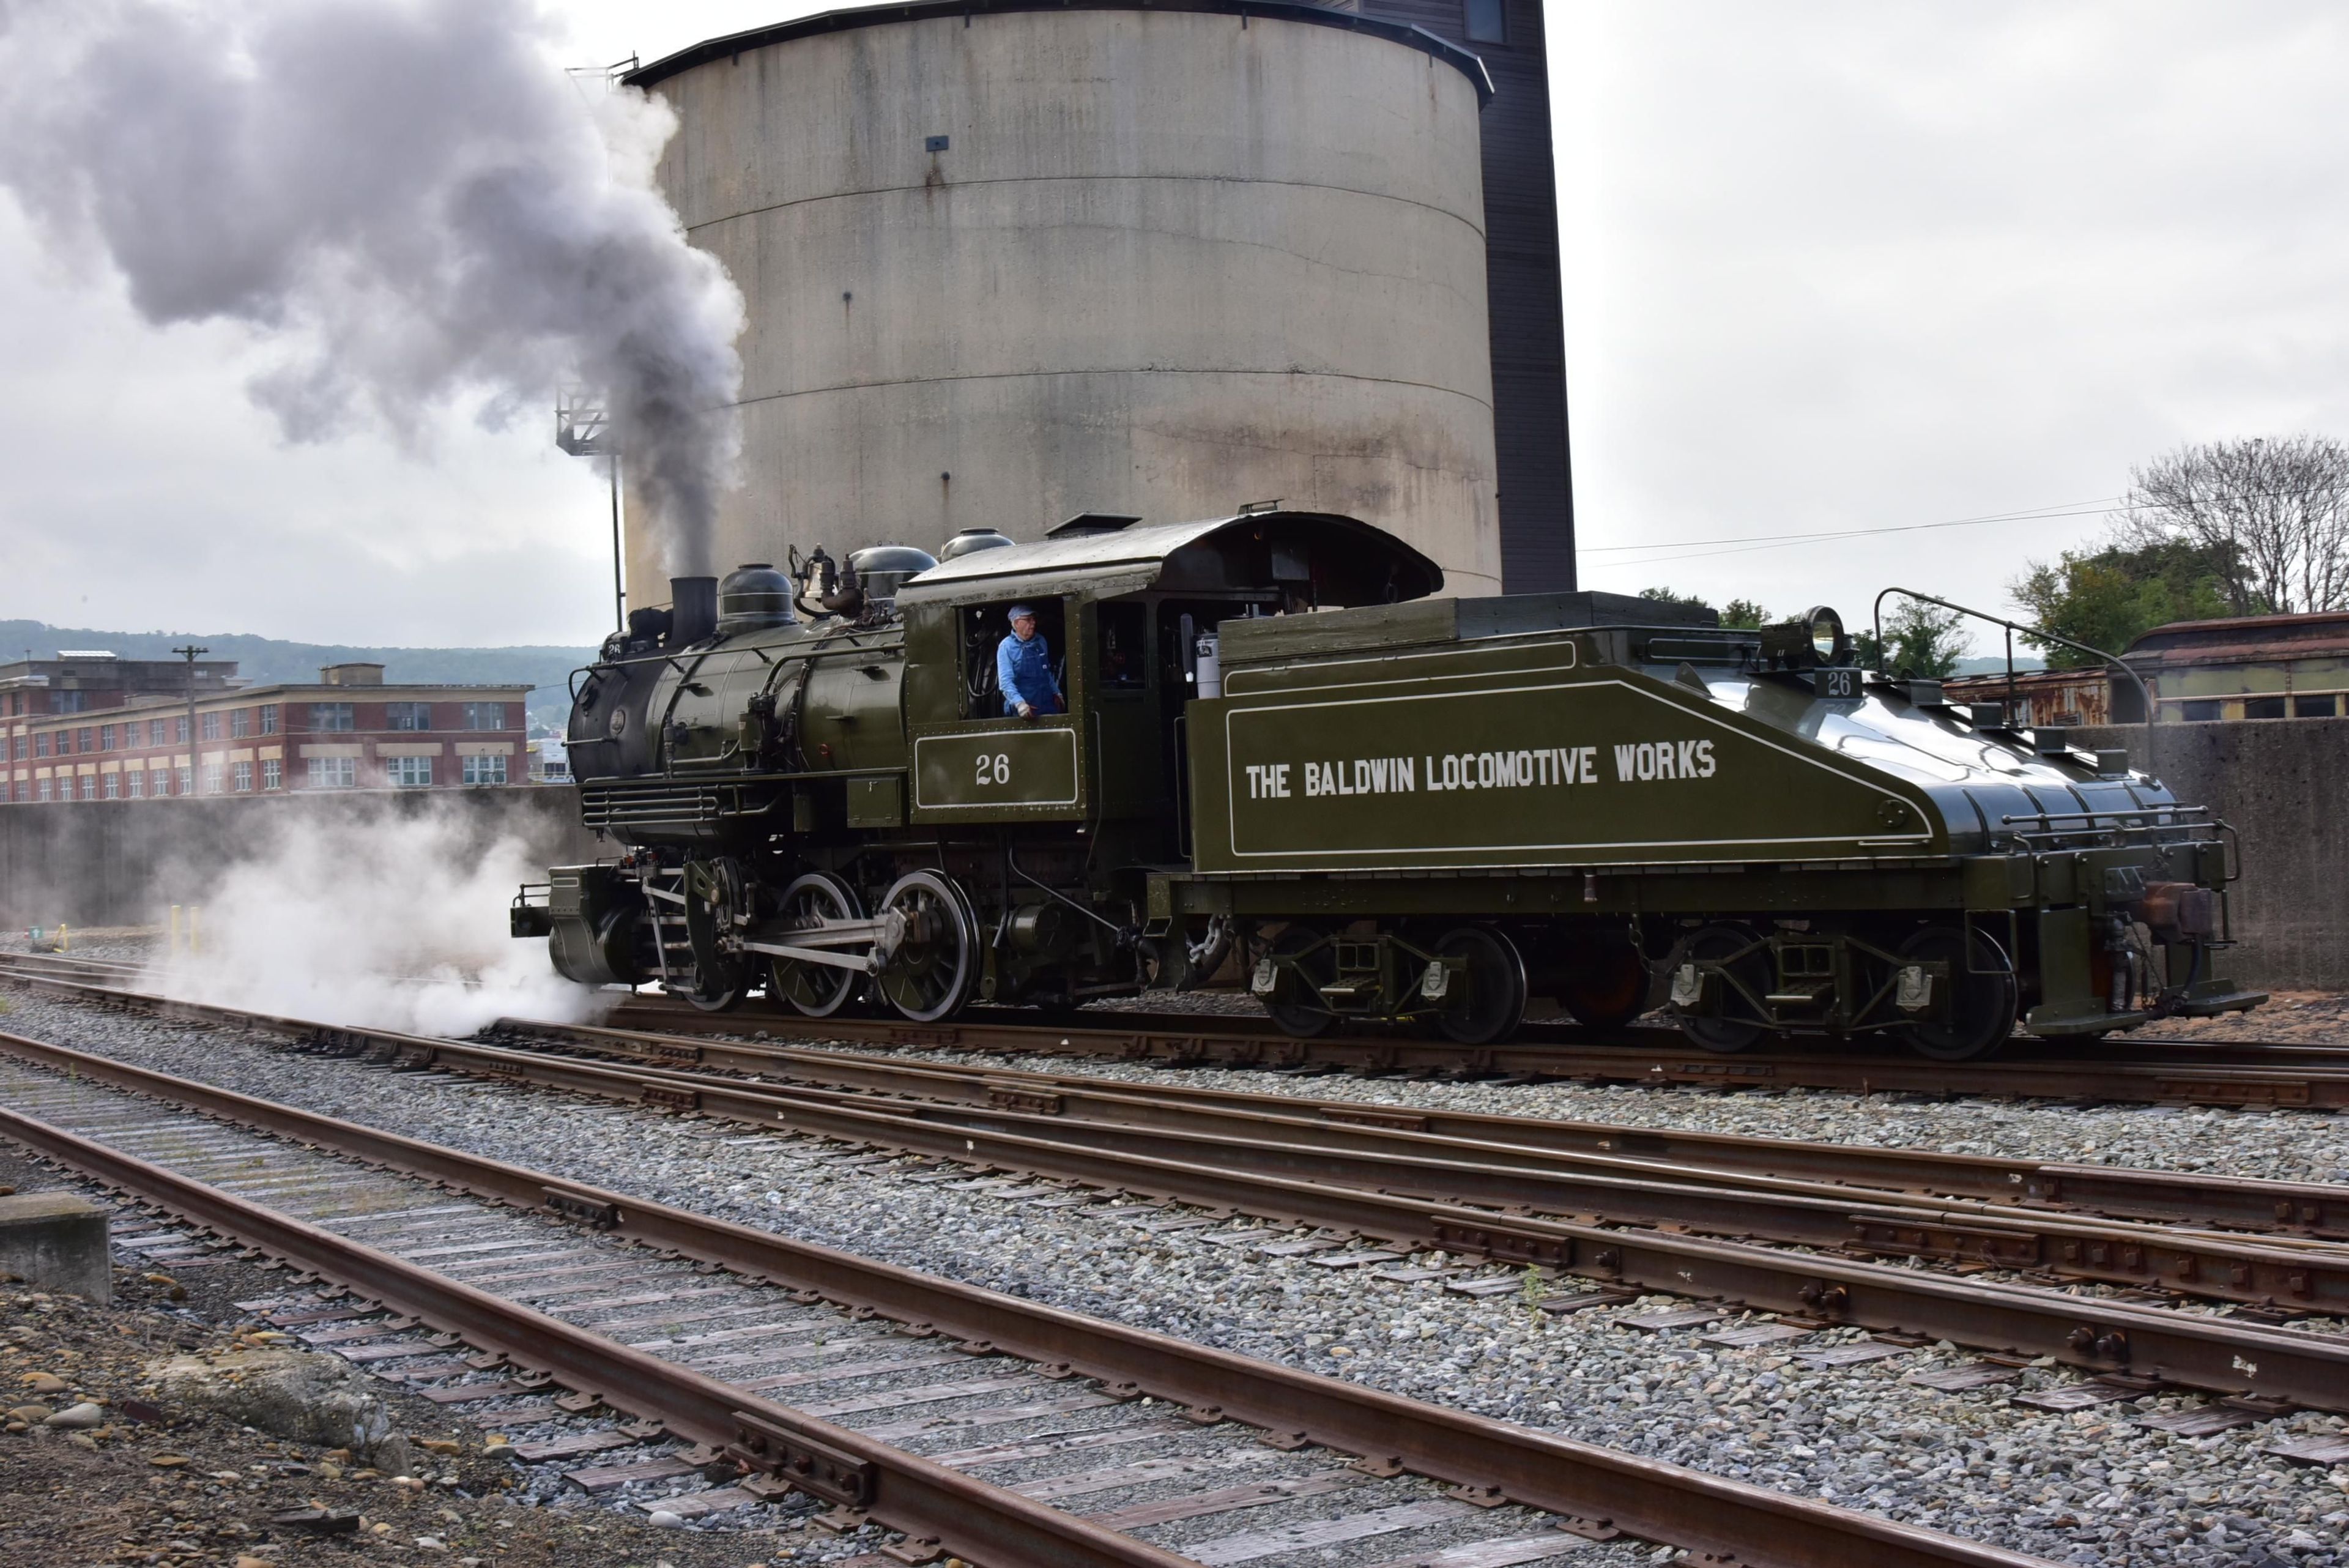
[1635,434,2349,678]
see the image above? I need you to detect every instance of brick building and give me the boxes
[0,651,239,719]
[4,661,532,803]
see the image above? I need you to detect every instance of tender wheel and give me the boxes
[1893,926,2017,1062]
[1556,937,1653,1031]
[768,872,864,1018]
[875,871,978,1024]
[1258,925,1335,1038]
[1671,923,1771,1053]
[1431,926,1529,1046]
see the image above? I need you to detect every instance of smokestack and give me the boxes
[669,577,718,648]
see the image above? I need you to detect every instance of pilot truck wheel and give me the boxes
[875,870,979,1024]
[768,872,865,1018]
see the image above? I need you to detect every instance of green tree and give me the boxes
[2122,435,2349,614]
[1637,586,1713,612]
[1719,598,1768,630]
[2009,537,2237,667]
[1854,601,1970,678]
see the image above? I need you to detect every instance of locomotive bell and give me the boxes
[717,563,796,633]
[938,528,1016,562]
[847,544,941,601]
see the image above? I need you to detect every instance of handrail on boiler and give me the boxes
[1871,589,2158,779]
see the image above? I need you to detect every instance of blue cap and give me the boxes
[1007,603,1036,620]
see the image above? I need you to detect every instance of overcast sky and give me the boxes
[3,1,2344,650]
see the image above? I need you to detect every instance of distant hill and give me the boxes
[0,620,597,724]
[1948,654,2047,677]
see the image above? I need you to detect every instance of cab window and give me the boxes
[961,599,1067,718]
[1097,602,1146,691]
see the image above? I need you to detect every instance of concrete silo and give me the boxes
[624,0,1501,599]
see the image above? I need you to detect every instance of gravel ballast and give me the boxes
[4,983,2348,1566]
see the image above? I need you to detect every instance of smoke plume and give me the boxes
[0,0,743,571]
[141,801,605,1038]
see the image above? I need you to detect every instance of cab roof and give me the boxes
[893,511,1444,608]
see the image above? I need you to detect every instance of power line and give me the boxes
[1580,497,2124,566]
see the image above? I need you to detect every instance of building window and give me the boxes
[155,766,174,796]
[387,756,433,788]
[12,736,25,760]
[461,754,508,786]
[34,734,50,758]
[231,708,250,738]
[102,772,119,799]
[2180,699,2223,722]
[1463,0,1505,44]
[201,711,222,740]
[127,768,144,798]
[260,705,278,735]
[99,723,115,750]
[150,718,167,746]
[234,760,254,792]
[201,762,224,794]
[79,774,96,800]
[307,756,357,789]
[386,701,432,731]
[177,765,193,795]
[461,702,507,730]
[262,757,282,791]
[311,702,355,732]
[176,716,190,745]
[2290,694,2338,718]
[54,690,86,714]
[77,727,92,752]
[37,778,51,801]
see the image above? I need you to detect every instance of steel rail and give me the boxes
[12,990,2349,1414]
[423,1031,2349,1315]
[0,1029,2051,1568]
[0,1102,1189,1568]
[602,997,2349,1111]
[493,1015,2349,1240]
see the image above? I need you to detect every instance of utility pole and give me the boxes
[171,644,206,797]
[556,390,624,633]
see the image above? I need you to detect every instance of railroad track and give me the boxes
[1,950,2336,1105]
[0,1029,2051,1568]
[12,966,2349,1421]
[601,995,2349,1111]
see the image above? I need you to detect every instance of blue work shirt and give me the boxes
[998,631,1063,715]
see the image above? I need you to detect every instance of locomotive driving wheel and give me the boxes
[680,856,751,1014]
[1892,926,2017,1062]
[875,870,979,1024]
[1430,926,1529,1046]
[768,872,865,1017]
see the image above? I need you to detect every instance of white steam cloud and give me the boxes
[0,0,743,571]
[141,804,605,1038]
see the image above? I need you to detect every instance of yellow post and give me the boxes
[169,905,181,956]
[58,923,67,953]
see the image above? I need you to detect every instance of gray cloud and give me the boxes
[0,0,743,574]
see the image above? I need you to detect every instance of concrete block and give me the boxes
[0,1192,111,1303]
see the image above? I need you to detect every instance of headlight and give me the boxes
[1807,606,1847,665]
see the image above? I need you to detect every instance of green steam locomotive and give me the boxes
[514,510,2263,1059]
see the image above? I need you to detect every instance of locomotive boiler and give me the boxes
[516,510,2265,1060]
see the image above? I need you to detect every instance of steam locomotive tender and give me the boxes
[516,510,2264,1060]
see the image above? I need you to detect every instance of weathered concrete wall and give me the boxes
[638,8,1499,595]
[2078,719,2349,989]
[0,789,602,930]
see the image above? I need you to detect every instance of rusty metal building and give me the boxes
[2117,612,2349,723]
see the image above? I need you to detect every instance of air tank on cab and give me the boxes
[621,0,1502,595]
